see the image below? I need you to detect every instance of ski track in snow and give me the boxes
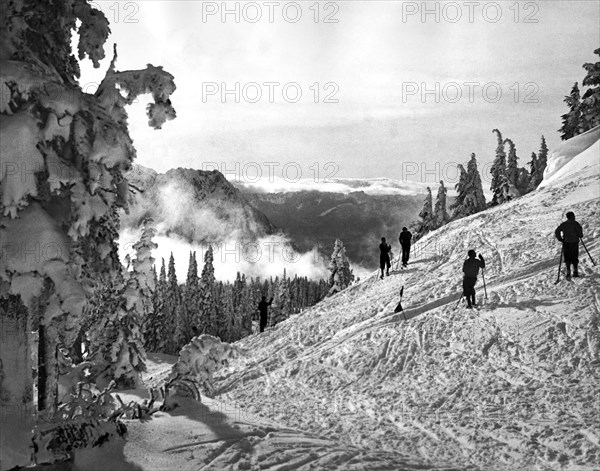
[213,166,600,470]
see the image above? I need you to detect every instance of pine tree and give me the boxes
[327,239,355,296]
[527,152,538,192]
[199,246,218,337]
[504,138,520,189]
[581,48,600,131]
[415,187,434,237]
[534,136,549,187]
[129,218,157,318]
[218,283,235,342]
[238,274,253,338]
[165,253,180,354]
[450,164,468,220]
[147,258,168,352]
[516,167,530,196]
[231,272,246,340]
[271,270,292,326]
[433,181,450,229]
[178,252,199,346]
[490,129,510,205]
[464,153,487,214]
[559,83,583,140]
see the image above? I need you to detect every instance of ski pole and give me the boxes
[454,293,463,310]
[580,237,597,266]
[481,267,488,300]
[400,286,406,320]
[556,243,563,283]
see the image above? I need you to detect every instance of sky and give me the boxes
[78,0,600,189]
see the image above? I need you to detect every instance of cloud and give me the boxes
[234,176,442,196]
[119,229,331,283]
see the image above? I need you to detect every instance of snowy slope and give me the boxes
[540,125,600,188]
[213,137,600,470]
[66,354,462,471]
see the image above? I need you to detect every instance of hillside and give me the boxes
[212,133,600,470]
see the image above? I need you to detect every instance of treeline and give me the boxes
[412,132,548,240]
[411,48,600,241]
[144,248,329,354]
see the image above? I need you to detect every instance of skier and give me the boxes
[555,211,583,279]
[258,296,273,333]
[379,237,391,279]
[462,250,485,309]
[399,227,412,268]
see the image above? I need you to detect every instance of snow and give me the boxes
[0,111,44,216]
[45,133,599,471]
[209,136,600,470]
[540,125,600,187]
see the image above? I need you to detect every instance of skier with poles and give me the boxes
[555,211,584,280]
[379,237,392,279]
[460,249,486,309]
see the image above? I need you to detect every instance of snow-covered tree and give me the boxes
[216,283,236,342]
[163,335,240,404]
[490,129,510,205]
[178,252,199,347]
[450,164,468,220]
[532,136,548,189]
[147,258,168,352]
[327,239,354,296]
[581,48,600,131]
[165,253,180,354]
[559,83,583,140]
[0,3,176,464]
[516,167,530,196]
[271,270,292,326]
[91,217,157,388]
[432,180,450,228]
[128,218,156,323]
[464,153,487,214]
[504,138,519,189]
[239,278,254,337]
[558,49,600,139]
[198,246,218,336]
[525,136,548,191]
[527,152,538,193]
[414,186,435,238]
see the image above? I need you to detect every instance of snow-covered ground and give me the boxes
[71,354,459,471]
[211,133,600,470]
[68,132,598,470]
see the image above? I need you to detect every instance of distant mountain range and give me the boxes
[123,165,277,244]
[242,190,425,268]
[124,165,431,269]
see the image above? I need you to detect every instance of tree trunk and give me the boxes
[0,295,35,470]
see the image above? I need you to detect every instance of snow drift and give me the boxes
[540,125,600,187]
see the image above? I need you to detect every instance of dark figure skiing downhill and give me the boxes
[379,237,391,279]
[258,296,273,333]
[555,211,583,279]
[399,227,412,268]
[463,250,485,308]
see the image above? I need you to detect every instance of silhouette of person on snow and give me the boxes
[258,296,273,333]
[399,227,412,268]
[379,237,391,279]
[463,250,485,309]
[555,211,583,279]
